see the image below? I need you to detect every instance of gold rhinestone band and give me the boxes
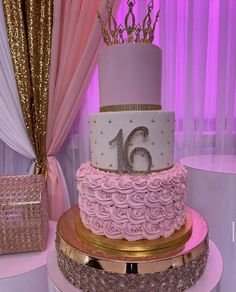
[57,234,208,274]
[100,104,162,112]
[56,245,209,291]
[93,164,174,174]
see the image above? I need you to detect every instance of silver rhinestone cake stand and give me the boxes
[56,207,208,292]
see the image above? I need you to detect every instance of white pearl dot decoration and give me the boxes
[89,111,174,172]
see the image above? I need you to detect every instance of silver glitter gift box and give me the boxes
[0,175,49,254]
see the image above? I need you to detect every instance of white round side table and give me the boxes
[0,221,57,292]
[47,240,223,292]
[181,154,236,292]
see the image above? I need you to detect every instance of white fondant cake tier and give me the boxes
[99,43,162,108]
[77,162,187,241]
[89,111,174,172]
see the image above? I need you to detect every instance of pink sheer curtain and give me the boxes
[46,0,119,220]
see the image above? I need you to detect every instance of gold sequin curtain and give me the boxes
[2,0,53,174]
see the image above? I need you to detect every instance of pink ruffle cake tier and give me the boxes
[77,162,187,241]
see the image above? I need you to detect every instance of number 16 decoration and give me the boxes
[109,126,152,174]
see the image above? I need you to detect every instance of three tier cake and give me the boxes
[56,1,209,291]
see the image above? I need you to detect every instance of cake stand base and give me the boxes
[55,208,209,291]
[48,240,222,292]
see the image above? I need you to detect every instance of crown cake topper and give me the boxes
[97,0,160,46]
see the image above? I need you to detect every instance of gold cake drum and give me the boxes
[56,206,209,291]
[74,209,192,254]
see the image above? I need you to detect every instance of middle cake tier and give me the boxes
[89,110,174,173]
[77,162,187,241]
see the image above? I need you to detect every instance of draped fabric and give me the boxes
[46,0,120,220]
[47,0,120,152]
[2,0,53,174]
[57,68,100,206]
[0,0,35,161]
[160,0,236,159]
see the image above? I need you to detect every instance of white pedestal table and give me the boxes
[47,240,223,292]
[181,154,236,292]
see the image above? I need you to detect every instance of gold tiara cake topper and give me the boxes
[97,0,160,46]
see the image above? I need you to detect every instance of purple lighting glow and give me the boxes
[83,0,235,157]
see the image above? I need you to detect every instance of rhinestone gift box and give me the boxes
[0,175,49,254]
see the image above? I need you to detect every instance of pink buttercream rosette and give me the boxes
[76,162,187,241]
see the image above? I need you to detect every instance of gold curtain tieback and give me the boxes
[35,157,48,177]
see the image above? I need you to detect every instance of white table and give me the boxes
[47,240,223,292]
[0,221,57,292]
[181,154,236,292]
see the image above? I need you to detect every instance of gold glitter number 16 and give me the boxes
[109,127,152,174]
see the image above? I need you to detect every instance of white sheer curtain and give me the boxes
[160,0,236,160]
[0,0,35,175]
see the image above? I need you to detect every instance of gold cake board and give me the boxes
[74,209,192,254]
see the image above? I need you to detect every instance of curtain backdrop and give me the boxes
[0,0,35,170]
[47,0,120,220]
[2,0,53,175]
[160,0,236,160]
